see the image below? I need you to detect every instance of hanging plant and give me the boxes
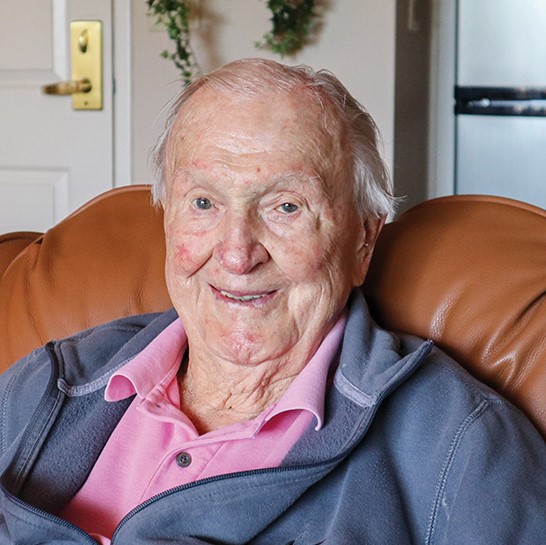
[258,0,316,57]
[146,0,319,83]
[146,0,201,83]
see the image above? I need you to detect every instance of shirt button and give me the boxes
[176,451,192,468]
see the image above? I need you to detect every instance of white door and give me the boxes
[0,0,113,232]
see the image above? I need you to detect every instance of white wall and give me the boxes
[130,0,396,185]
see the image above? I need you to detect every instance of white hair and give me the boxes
[151,58,395,219]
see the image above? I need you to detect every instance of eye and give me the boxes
[277,202,299,214]
[193,197,212,210]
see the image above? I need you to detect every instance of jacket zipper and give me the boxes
[7,492,98,544]
[5,343,61,494]
[2,342,97,543]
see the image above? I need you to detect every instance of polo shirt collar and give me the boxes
[104,310,348,432]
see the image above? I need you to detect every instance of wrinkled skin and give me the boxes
[163,86,384,431]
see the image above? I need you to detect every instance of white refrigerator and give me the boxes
[455,0,546,208]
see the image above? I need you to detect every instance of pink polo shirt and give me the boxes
[60,312,347,544]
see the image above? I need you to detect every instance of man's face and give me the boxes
[163,87,378,369]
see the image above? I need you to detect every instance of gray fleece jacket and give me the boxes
[0,290,545,544]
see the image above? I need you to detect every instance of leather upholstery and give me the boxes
[1,187,544,439]
[0,186,171,370]
[0,232,41,279]
[363,195,546,439]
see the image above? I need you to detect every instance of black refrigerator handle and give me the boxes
[455,86,546,116]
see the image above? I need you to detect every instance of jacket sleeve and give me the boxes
[427,398,546,545]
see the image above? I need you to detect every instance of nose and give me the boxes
[212,212,269,275]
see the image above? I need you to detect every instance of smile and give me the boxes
[210,285,276,304]
[219,290,265,302]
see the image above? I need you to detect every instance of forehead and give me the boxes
[166,86,347,177]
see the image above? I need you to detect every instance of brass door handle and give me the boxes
[41,21,102,110]
[42,78,92,95]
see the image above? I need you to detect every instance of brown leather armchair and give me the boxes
[1,186,545,440]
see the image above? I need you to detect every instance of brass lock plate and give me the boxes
[71,21,102,110]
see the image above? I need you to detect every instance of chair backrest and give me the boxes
[1,187,544,439]
[363,195,546,439]
[0,186,171,370]
[0,232,41,279]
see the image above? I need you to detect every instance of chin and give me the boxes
[216,334,268,366]
[211,328,290,367]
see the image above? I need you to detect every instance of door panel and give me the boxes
[0,2,53,70]
[0,171,68,232]
[0,0,113,232]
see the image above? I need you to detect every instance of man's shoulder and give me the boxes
[403,339,511,410]
[0,309,178,457]
[388,336,544,453]
[55,309,179,385]
[2,309,178,390]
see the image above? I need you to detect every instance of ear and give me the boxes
[352,214,386,286]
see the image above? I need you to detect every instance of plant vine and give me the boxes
[146,0,201,82]
[258,0,316,58]
[146,0,319,83]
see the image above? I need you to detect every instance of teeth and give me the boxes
[220,290,264,302]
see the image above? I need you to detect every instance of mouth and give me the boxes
[211,285,276,304]
[220,290,265,302]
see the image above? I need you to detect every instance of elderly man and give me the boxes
[0,58,545,544]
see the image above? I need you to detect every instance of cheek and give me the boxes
[165,224,211,277]
[172,243,202,274]
[275,238,329,280]
[277,228,359,290]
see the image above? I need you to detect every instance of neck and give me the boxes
[177,352,303,434]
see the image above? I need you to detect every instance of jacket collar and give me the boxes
[55,310,179,392]
[282,289,433,466]
[336,289,433,408]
